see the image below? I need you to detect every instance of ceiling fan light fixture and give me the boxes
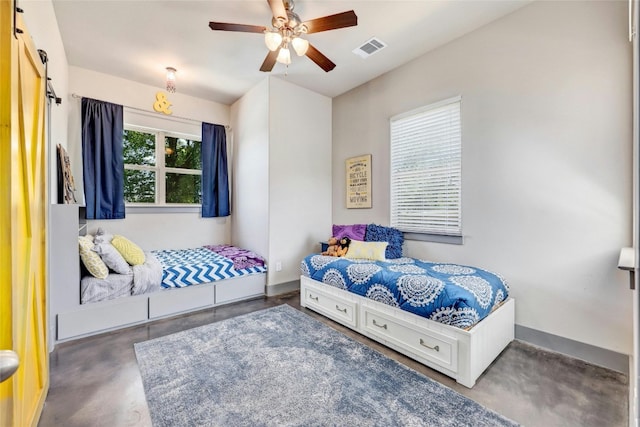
[265,30,283,51]
[291,37,309,56]
[276,47,291,65]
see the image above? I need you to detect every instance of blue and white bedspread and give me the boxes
[152,246,267,289]
[301,255,510,329]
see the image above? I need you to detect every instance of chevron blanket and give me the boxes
[151,246,267,289]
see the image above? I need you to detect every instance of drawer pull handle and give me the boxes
[309,294,319,302]
[372,319,388,330]
[335,305,347,313]
[419,339,440,352]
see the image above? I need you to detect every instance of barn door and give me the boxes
[0,3,50,427]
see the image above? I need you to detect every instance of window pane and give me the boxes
[165,137,201,170]
[123,130,155,166]
[124,169,155,203]
[166,173,201,204]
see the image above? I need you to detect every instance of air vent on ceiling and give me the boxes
[353,37,387,59]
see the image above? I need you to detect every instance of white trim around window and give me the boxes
[123,125,202,207]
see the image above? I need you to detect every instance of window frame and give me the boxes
[123,124,202,207]
[389,96,463,244]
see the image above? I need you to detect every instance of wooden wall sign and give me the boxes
[346,154,372,209]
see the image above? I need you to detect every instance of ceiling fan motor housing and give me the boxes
[272,0,305,34]
[284,0,295,13]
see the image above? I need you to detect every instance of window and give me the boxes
[390,96,462,239]
[123,127,202,205]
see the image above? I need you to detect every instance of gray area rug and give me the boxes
[134,304,518,427]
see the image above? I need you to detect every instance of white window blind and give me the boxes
[390,96,462,236]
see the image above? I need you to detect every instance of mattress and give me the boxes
[301,255,510,329]
[80,252,163,304]
[81,272,133,304]
[151,246,268,289]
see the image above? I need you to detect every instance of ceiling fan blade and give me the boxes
[302,11,357,34]
[305,44,336,72]
[260,49,280,72]
[209,22,267,33]
[267,0,288,23]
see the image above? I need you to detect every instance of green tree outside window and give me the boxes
[123,129,201,205]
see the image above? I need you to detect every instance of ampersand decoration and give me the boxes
[153,91,173,115]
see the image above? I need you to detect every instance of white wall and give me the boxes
[87,214,229,252]
[332,1,633,355]
[20,0,71,351]
[230,79,270,259]
[268,77,332,287]
[21,0,69,202]
[231,77,332,291]
[68,66,231,250]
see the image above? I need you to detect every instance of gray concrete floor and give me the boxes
[39,292,628,427]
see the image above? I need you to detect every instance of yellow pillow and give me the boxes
[345,240,388,261]
[78,236,109,279]
[111,235,146,265]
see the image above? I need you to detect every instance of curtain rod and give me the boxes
[71,93,231,130]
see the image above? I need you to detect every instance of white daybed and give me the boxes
[300,273,515,388]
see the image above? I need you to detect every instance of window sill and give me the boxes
[125,205,201,214]
[403,232,463,245]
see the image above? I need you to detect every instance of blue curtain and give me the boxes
[81,97,125,219]
[201,123,230,217]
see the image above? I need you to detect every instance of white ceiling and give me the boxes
[52,0,530,105]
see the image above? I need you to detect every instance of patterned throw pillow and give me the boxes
[78,235,109,279]
[111,235,146,265]
[364,224,404,259]
[345,240,388,261]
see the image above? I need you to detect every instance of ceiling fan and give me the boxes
[208,0,357,72]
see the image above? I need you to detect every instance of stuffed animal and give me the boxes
[338,236,351,256]
[322,237,340,256]
[322,236,351,257]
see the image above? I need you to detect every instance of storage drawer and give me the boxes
[149,284,214,319]
[304,287,357,328]
[361,306,458,372]
[216,274,265,304]
[57,297,148,340]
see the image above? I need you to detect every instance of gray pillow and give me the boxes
[93,241,131,275]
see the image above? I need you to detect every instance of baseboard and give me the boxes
[266,280,299,296]
[515,324,629,375]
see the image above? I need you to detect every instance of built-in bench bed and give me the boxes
[57,273,266,340]
[57,238,267,341]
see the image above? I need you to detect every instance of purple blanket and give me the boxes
[204,245,266,270]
